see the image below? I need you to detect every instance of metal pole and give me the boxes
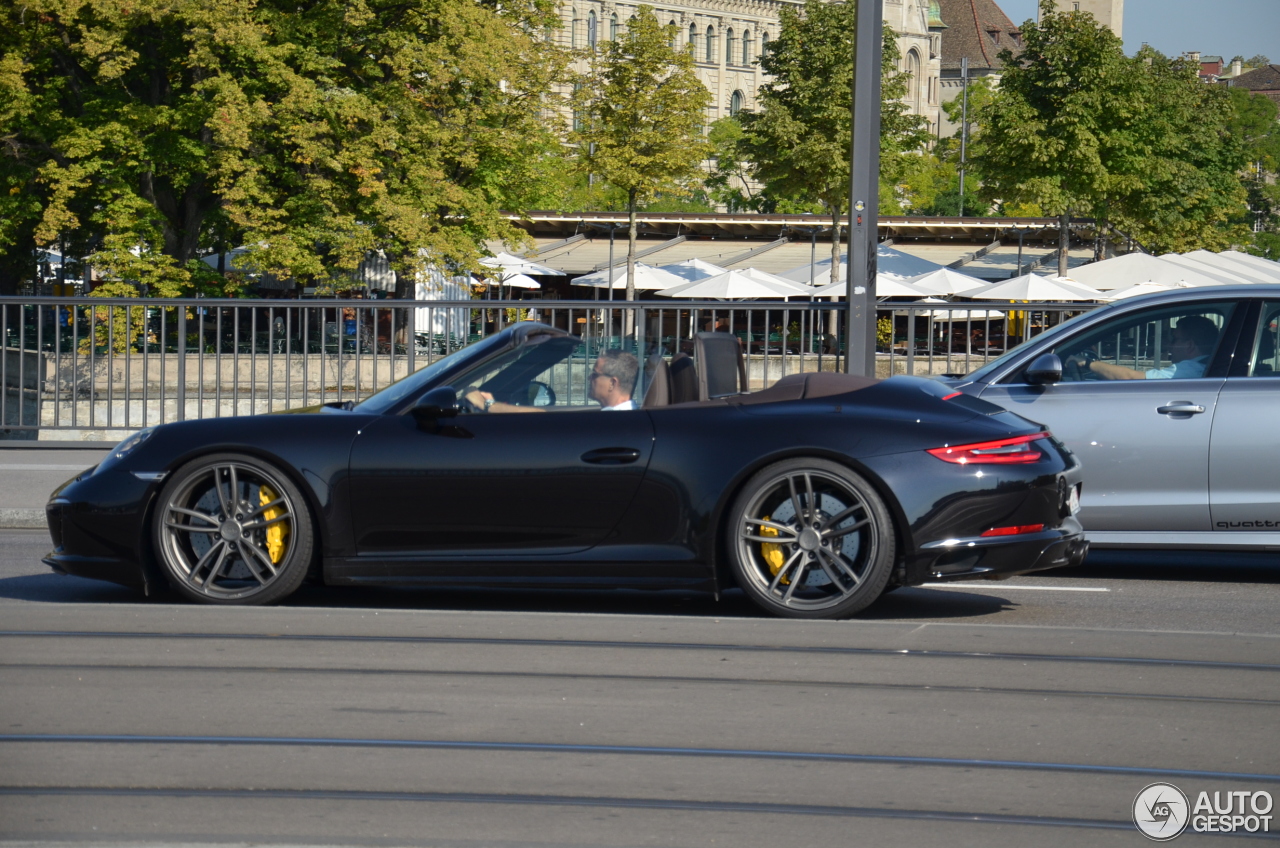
[846,0,882,376]
[608,228,615,303]
[1017,228,1025,276]
[959,57,969,219]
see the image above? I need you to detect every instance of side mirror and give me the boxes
[1025,353,1063,385]
[411,386,460,423]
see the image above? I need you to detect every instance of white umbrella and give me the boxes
[657,258,730,282]
[495,272,541,290]
[1100,281,1177,301]
[813,274,931,299]
[1183,249,1280,283]
[1066,252,1226,290]
[480,251,565,277]
[1222,250,1280,276]
[572,263,688,290]
[655,268,812,299]
[957,273,1101,301]
[907,268,988,295]
[781,244,950,286]
[1159,254,1253,285]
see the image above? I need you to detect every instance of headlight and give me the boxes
[113,427,155,459]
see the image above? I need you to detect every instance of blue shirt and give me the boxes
[1145,356,1208,380]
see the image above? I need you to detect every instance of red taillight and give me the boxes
[941,391,962,401]
[980,524,1046,537]
[927,433,1048,465]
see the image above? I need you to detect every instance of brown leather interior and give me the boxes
[669,353,699,404]
[693,332,748,400]
[641,356,671,408]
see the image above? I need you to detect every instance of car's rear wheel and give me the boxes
[728,458,895,619]
[153,453,314,605]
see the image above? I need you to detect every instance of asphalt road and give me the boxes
[1,528,1278,847]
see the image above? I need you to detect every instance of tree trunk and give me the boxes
[1058,212,1070,278]
[625,189,638,337]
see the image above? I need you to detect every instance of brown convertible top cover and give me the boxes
[732,372,881,406]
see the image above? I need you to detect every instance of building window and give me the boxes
[742,30,753,65]
[570,13,577,49]
[669,20,677,48]
[587,10,597,48]
[988,29,1000,45]
[727,29,736,64]
[730,90,743,115]
[907,49,921,112]
[705,26,716,63]
[688,23,697,55]
[761,31,769,58]
[610,13,618,40]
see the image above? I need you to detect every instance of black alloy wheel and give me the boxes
[153,453,315,604]
[728,458,895,619]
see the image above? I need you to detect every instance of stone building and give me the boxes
[1067,0,1123,39]
[935,0,1023,137]
[1228,64,1280,107]
[558,0,942,132]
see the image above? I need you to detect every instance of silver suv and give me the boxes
[949,284,1280,551]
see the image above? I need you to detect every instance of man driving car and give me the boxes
[464,349,638,412]
[1069,315,1218,381]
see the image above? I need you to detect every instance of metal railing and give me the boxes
[0,297,1098,437]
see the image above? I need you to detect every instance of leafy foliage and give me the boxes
[569,6,711,300]
[736,1,928,230]
[0,0,570,295]
[970,1,1249,254]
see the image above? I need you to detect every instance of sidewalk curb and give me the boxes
[0,509,47,529]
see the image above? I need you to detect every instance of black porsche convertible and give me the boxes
[45,323,1087,619]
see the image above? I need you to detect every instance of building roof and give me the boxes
[928,0,947,29]
[1231,64,1280,92]
[937,0,1024,73]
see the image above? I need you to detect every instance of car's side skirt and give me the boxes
[1087,531,1280,551]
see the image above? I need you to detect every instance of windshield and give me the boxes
[354,333,511,414]
[960,306,1109,383]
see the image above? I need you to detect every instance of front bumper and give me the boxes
[44,468,158,591]
[903,516,1089,585]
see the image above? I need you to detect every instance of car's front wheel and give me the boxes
[728,458,895,619]
[153,453,314,605]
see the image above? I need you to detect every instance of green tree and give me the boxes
[0,0,569,295]
[971,1,1248,269]
[1226,88,1280,256]
[736,0,928,275]
[570,6,712,305]
[705,117,759,212]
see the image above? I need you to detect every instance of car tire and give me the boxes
[728,458,895,619]
[153,453,315,605]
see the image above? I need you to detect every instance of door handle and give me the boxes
[1157,402,1206,415]
[581,447,641,465]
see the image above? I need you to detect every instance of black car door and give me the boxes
[347,409,655,558]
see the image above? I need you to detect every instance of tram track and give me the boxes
[4,629,1278,672]
[0,785,1140,832]
[1,661,1276,708]
[4,733,1278,784]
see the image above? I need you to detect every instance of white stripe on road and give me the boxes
[0,464,93,471]
[919,583,1110,592]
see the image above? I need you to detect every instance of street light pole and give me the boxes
[845,0,883,376]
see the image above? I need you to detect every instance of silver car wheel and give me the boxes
[730,459,894,618]
[157,459,301,601]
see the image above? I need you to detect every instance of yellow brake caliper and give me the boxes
[259,484,289,565]
[760,516,789,584]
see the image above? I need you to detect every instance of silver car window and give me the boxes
[1246,302,1280,378]
[1003,301,1238,384]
